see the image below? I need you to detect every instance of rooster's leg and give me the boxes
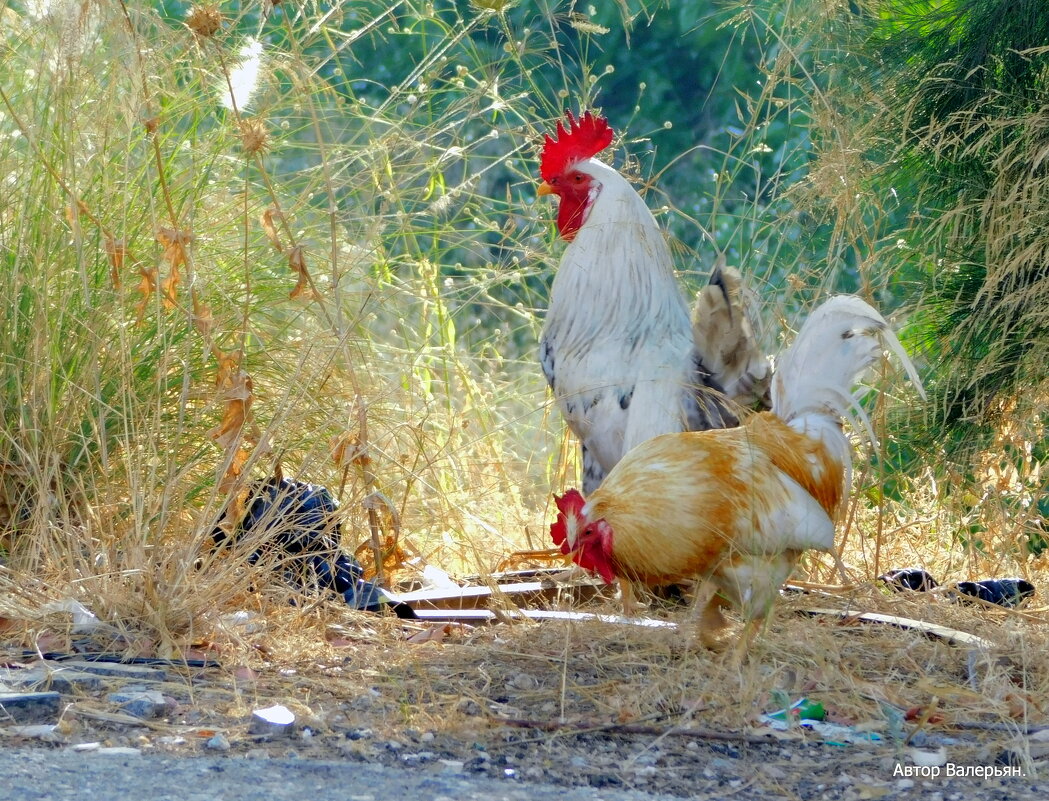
[728,615,765,665]
[619,579,640,617]
[689,579,730,650]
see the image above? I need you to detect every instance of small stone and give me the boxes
[510,673,537,690]
[419,731,435,743]
[0,691,61,723]
[456,698,481,716]
[907,730,931,747]
[401,751,435,764]
[107,690,168,719]
[6,724,63,743]
[205,733,231,751]
[348,688,382,712]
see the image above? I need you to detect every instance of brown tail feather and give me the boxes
[692,264,771,411]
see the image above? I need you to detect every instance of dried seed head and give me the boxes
[186,4,223,38]
[239,117,269,155]
[105,237,129,289]
[471,0,517,12]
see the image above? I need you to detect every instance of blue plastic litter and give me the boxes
[955,578,1034,608]
[879,567,1035,609]
[879,567,939,592]
[213,478,416,618]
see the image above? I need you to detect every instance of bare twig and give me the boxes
[497,715,778,746]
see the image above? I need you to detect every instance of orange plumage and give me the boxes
[550,295,925,649]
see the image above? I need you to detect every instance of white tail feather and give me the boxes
[772,295,925,444]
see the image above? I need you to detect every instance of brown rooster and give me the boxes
[550,295,925,653]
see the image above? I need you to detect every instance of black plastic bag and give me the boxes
[213,478,415,618]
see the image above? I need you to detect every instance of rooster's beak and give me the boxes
[536,180,555,198]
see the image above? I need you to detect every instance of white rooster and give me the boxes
[537,110,769,494]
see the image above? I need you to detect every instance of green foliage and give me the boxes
[720,0,1049,482]
[858,0,1049,457]
[736,0,1049,553]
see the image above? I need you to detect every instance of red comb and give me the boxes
[540,111,614,181]
[555,488,586,517]
[550,489,586,553]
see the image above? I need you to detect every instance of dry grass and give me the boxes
[0,1,1047,771]
[0,0,564,637]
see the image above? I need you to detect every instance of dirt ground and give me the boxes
[4,586,1049,799]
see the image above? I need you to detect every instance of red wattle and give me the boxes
[556,195,587,241]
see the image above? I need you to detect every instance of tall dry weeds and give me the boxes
[0,0,1038,674]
